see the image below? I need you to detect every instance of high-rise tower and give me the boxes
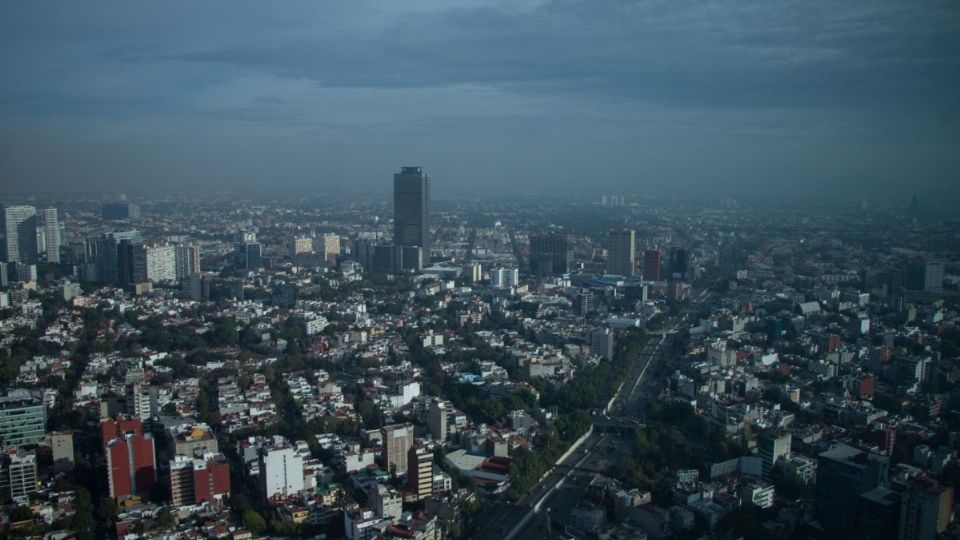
[529,233,571,277]
[393,166,430,267]
[1,206,38,264]
[42,208,60,263]
[643,249,661,281]
[607,229,636,277]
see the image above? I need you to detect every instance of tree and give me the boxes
[155,507,175,530]
[95,496,118,523]
[211,317,239,347]
[244,510,266,534]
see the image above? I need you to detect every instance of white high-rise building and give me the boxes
[260,447,304,498]
[491,268,519,288]
[42,208,60,263]
[429,399,451,443]
[145,245,177,282]
[2,206,38,264]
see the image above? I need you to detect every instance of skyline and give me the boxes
[1,1,959,200]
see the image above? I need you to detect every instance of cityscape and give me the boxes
[2,2,960,540]
[0,178,958,539]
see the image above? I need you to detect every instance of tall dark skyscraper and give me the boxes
[606,229,636,277]
[529,233,571,277]
[393,166,430,268]
[670,246,689,280]
[117,239,147,289]
[642,249,661,281]
[815,444,889,540]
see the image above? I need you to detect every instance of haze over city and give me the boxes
[2,1,959,199]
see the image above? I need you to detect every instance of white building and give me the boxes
[741,482,775,509]
[146,245,177,282]
[2,206,38,264]
[299,313,330,336]
[42,208,60,263]
[491,268,519,288]
[369,485,402,520]
[0,449,38,501]
[260,446,304,498]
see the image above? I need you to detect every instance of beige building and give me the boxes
[171,424,219,458]
[381,423,413,474]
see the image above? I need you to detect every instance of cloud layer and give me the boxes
[1,0,958,199]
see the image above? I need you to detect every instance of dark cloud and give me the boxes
[0,0,958,199]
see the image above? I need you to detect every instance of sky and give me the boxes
[1,1,958,200]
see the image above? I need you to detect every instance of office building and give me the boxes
[118,239,147,289]
[529,233,571,277]
[98,230,142,284]
[574,289,596,316]
[323,234,340,266]
[394,166,430,257]
[464,262,482,283]
[491,267,519,288]
[292,236,313,256]
[0,393,47,447]
[102,202,139,220]
[0,449,38,501]
[145,244,177,283]
[42,208,60,263]
[407,445,434,501]
[588,327,615,360]
[899,477,953,540]
[236,242,262,270]
[670,247,690,280]
[759,431,791,481]
[175,244,201,280]
[643,249,661,281]
[11,263,37,283]
[184,272,204,301]
[2,206,38,264]
[607,229,636,276]
[858,487,901,540]
[428,399,452,443]
[381,423,414,475]
[169,453,231,507]
[816,444,889,540]
[260,446,304,498]
[905,260,945,293]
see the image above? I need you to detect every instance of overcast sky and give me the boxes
[1,1,958,200]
